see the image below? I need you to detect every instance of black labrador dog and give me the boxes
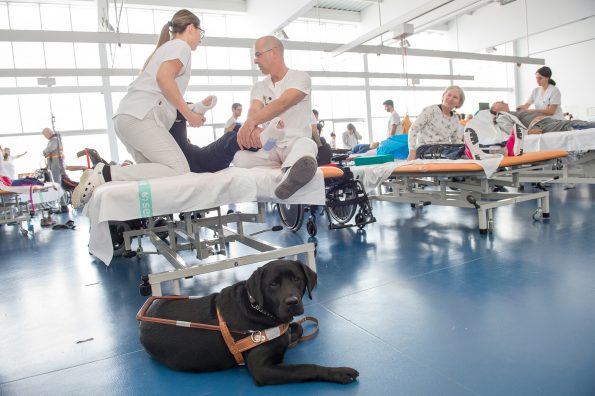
[139,259,359,386]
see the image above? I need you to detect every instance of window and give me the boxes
[12,42,46,68]
[0,42,14,68]
[8,3,41,30]
[0,96,22,135]
[40,4,72,31]
[74,43,101,69]
[19,94,52,133]
[70,6,96,32]
[44,42,76,68]
[80,93,107,130]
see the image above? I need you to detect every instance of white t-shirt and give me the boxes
[251,69,312,145]
[0,156,6,177]
[526,85,564,120]
[387,111,403,136]
[115,39,192,129]
[2,157,15,179]
[224,116,238,130]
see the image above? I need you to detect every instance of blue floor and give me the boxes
[1,184,595,395]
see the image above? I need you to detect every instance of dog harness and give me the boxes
[136,295,318,365]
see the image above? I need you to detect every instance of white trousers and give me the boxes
[232,136,317,169]
[111,112,190,181]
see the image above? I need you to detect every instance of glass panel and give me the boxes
[0,43,14,68]
[109,44,133,69]
[70,6,97,32]
[126,8,154,34]
[8,3,41,30]
[107,7,128,33]
[77,76,103,86]
[0,77,16,88]
[44,42,76,68]
[49,94,83,131]
[191,47,208,69]
[79,93,107,129]
[40,4,72,31]
[227,48,252,70]
[201,14,226,38]
[0,96,22,134]
[16,77,42,87]
[130,44,154,69]
[19,94,52,133]
[0,3,9,29]
[111,92,127,114]
[153,10,173,32]
[53,77,79,86]
[74,43,101,68]
[205,47,230,69]
[110,76,134,86]
[12,42,46,68]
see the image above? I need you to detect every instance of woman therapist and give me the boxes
[73,9,207,208]
[518,66,564,120]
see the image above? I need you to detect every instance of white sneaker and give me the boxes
[274,156,317,200]
[260,117,285,151]
[72,163,106,208]
[190,95,218,114]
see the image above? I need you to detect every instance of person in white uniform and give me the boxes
[383,99,403,137]
[233,36,318,200]
[518,66,564,120]
[72,9,208,208]
[2,147,27,180]
[223,103,242,133]
[342,123,362,150]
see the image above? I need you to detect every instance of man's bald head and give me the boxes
[256,36,284,54]
[42,127,54,139]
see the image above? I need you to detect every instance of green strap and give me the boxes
[138,181,154,217]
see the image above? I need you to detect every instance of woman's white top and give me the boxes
[526,85,564,120]
[114,39,192,129]
[408,105,463,150]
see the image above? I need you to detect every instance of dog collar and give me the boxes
[247,291,276,319]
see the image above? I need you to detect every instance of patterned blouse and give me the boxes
[408,105,463,150]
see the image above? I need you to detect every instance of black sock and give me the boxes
[102,165,112,182]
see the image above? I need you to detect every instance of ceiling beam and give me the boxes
[0,29,544,65]
[0,68,475,81]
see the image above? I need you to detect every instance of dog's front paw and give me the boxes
[328,367,359,384]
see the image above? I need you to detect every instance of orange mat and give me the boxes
[321,166,344,178]
[391,150,568,174]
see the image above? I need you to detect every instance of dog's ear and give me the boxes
[246,266,265,307]
[296,260,317,299]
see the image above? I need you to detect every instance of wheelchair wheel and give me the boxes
[109,221,132,257]
[278,203,304,232]
[327,184,357,225]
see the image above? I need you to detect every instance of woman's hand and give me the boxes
[186,111,206,128]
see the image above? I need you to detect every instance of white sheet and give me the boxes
[0,182,63,204]
[84,167,325,265]
[523,128,595,153]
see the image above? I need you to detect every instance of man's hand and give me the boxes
[237,121,266,149]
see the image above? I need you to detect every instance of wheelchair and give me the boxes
[277,165,375,237]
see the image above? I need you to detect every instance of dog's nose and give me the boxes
[284,296,299,307]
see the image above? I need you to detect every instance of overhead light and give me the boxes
[37,77,56,87]
[485,46,497,53]
[275,29,289,40]
[391,23,414,41]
